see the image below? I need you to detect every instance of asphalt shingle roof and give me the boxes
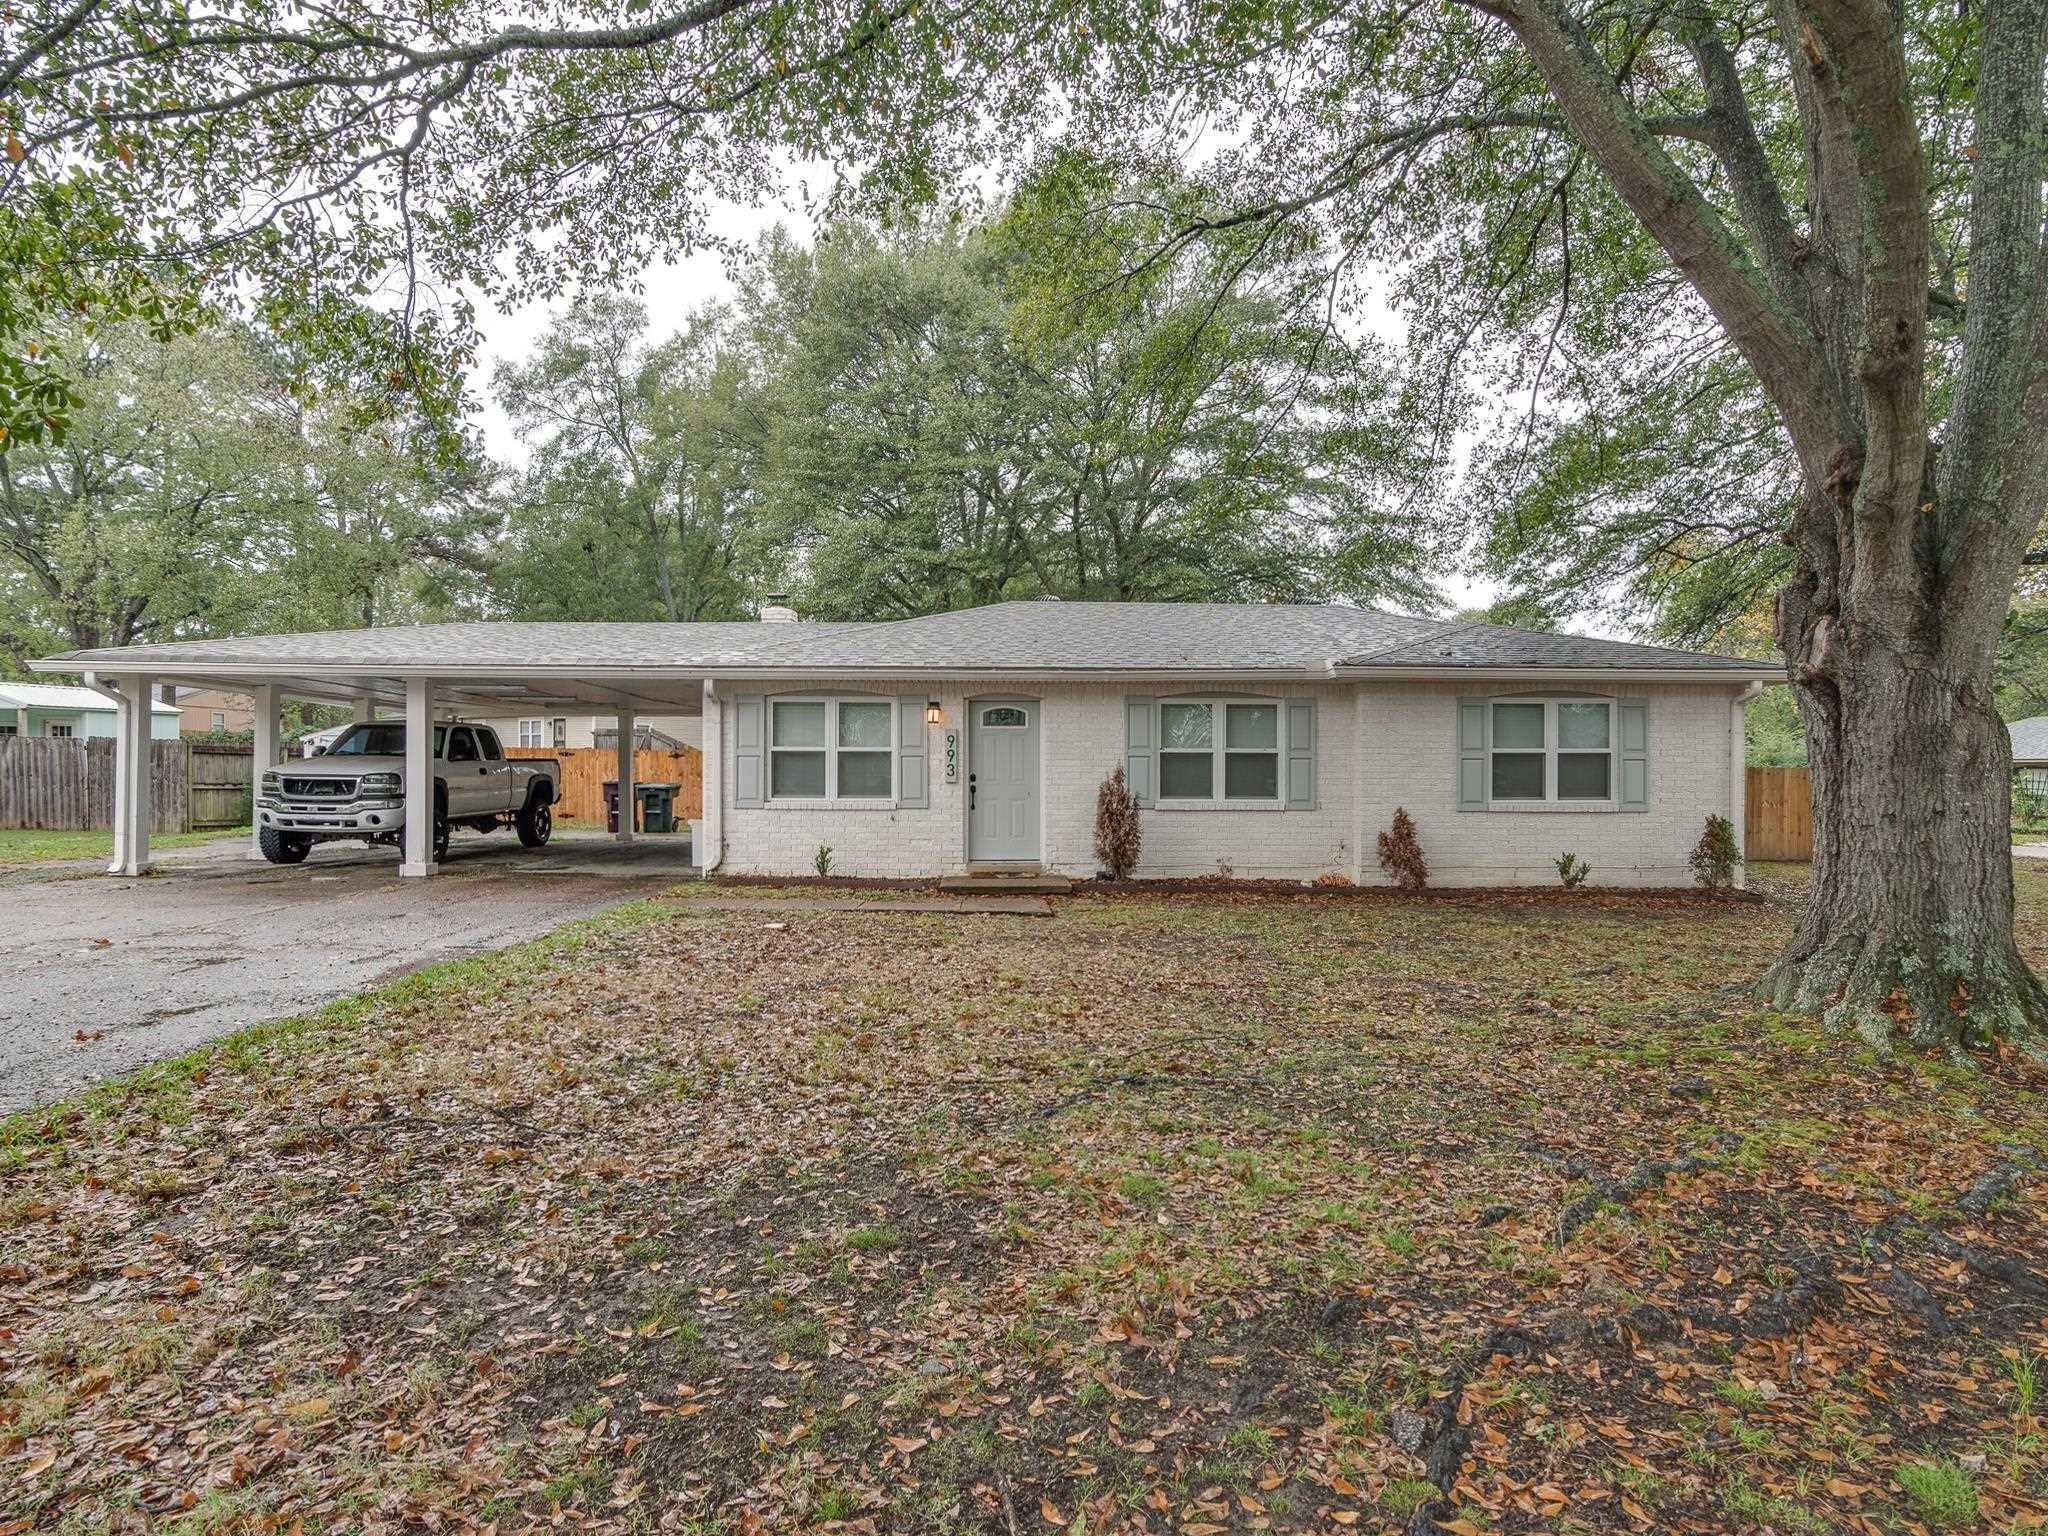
[33,602,1780,676]
[2010,716,2048,763]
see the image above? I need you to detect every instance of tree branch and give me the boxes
[1477,0,1838,470]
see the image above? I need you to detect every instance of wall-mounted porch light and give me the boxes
[925,700,943,726]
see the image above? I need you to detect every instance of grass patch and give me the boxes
[0,824,250,865]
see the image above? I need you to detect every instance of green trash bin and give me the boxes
[637,782,679,834]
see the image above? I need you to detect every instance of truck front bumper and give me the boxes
[257,798,406,835]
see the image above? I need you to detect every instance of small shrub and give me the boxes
[1555,852,1590,889]
[1376,807,1428,890]
[1094,764,1142,879]
[813,843,833,878]
[1688,813,1742,889]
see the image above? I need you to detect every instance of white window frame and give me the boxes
[550,717,568,748]
[518,718,543,748]
[1155,698,1285,806]
[0,722,15,736]
[210,710,226,732]
[45,720,76,739]
[1488,697,1616,806]
[768,697,896,802]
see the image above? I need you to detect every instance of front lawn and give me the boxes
[0,825,250,866]
[5,874,2046,1534]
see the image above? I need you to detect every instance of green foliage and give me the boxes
[730,199,1442,617]
[1554,852,1590,889]
[0,320,494,673]
[1688,816,1741,890]
[813,843,834,878]
[490,296,772,622]
[1745,687,1808,768]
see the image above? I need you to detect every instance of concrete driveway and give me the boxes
[0,827,695,1114]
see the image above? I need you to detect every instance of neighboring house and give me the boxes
[30,600,1783,885]
[2011,716,2048,796]
[468,713,703,751]
[175,687,255,735]
[0,681,180,741]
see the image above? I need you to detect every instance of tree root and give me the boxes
[1391,1153,2045,1536]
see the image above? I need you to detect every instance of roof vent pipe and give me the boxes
[760,593,797,624]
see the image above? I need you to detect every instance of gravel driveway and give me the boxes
[0,828,693,1114]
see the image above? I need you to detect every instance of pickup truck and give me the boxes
[256,720,559,865]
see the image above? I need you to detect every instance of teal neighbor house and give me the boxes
[0,681,180,741]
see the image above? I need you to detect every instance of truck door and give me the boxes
[445,727,487,816]
[476,727,514,810]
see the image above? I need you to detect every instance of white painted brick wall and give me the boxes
[718,679,1745,886]
[1354,681,1742,887]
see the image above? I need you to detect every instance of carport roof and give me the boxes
[31,601,1784,682]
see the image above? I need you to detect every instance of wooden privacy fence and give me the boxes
[0,736,190,833]
[1746,765,1813,861]
[507,745,703,825]
[188,741,256,830]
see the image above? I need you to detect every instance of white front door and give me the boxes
[969,700,1040,863]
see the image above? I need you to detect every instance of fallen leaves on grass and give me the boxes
[3,880,2046,1534]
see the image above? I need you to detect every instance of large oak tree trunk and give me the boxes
[1765,555,2048,1054]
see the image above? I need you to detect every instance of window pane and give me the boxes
[1558,752,1611,800]
[1226,704,1277,749]
[1159,752,1214,799]
[1491,752,1544,799]
[1558,702,1610,749]
[771,750,826,797]
[1161,703,1213,749]
[838,701,892,749]
[1493,702,1545,749]
[1225,752,1279,800]
[772,701,826,747]
[837,750,891,798]
[981,706,1027,728]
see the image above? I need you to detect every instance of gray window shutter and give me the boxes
[1457,698,1488,810]
[1618,699,1649,810]
[897,695,929,808]
[734,693,764,808]
[1124,696,1154,806]
[1285,699,1316,809]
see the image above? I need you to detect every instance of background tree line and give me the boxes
[0,180,1448,670]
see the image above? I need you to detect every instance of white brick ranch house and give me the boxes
[707,600,1779,886]
[32,599,1783,884]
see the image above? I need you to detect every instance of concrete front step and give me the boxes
[939,873,1074,895]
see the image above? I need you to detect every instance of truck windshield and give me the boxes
[326,723,448,757]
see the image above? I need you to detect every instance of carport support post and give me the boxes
[109,672,153,876]
[247,685,279,860]
[615,710,636,843]
[401,677,435,877]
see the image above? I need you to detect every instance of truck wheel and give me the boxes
[433,793,451,862]
[516,795,552,849]
[258,826,311,865]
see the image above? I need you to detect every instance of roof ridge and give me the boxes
[1340,619,1483,665]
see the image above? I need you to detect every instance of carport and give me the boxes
[29,626,732,878]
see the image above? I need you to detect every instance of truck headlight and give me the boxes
[261,772,281,790]
[360,772,401,794]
